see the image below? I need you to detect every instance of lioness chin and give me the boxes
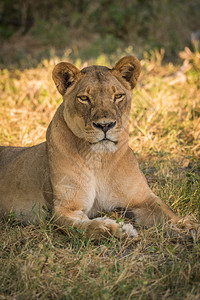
[0,56,197,239]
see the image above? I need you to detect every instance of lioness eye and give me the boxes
[114,94,124,101]
[78,95,89,102]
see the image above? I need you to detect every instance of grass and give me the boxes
[0,47,200,299]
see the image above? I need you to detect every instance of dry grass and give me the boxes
[0,48,200,299]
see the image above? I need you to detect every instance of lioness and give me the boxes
[0,56,195,238]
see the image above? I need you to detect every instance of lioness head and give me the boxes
[52,56,141,152]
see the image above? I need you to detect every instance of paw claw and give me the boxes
[122,223,138,237]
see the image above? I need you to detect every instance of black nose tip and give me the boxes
[93,121,116,133]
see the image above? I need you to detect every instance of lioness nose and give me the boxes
[93,121,116,133]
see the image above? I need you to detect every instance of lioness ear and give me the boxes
[112,56,141,89]
[52,62,80,95]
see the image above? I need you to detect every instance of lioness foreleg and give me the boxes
[124,194,199,232]
[125,194,179,226]
[113,150,198,230]
[53,206,138,239]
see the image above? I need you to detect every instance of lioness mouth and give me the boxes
[90,138,118,145]
[102,138,118,144]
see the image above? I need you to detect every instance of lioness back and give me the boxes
[0,143,52,223]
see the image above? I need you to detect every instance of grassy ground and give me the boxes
[0,48,200,299]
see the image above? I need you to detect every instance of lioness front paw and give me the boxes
[175,217,199,230]
[90,217,138,239]
[171,217,200,239]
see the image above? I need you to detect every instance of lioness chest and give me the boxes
[79,168,122,218]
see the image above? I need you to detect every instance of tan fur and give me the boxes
[0,56,197,238]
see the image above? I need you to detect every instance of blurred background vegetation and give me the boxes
[0,0,200,68]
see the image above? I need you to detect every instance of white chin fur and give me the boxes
[91,141,118,153]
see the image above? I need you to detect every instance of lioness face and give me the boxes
[52,56,141,152]
[63,67,132,150]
